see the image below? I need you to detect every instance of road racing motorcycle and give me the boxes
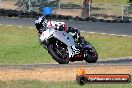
[39,27,98,64]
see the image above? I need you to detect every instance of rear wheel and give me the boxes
[48,41,69,64]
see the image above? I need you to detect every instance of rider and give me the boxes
[35,16,84,45]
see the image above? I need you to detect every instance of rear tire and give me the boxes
[48,44,69,64]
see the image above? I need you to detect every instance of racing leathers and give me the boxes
[35,16,84,45]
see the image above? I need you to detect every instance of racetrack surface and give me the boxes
[0,17,132,36]
[0,57,132,69]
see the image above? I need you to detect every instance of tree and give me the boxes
[129,0,132,2]
[128,0,132,5]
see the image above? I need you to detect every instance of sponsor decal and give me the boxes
[76,67,131,85]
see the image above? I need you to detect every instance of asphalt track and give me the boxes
[0,17,132,67]
[0,57,132,69]
[0,17,132,36]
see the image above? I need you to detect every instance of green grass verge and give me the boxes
[0,80,131,88]
[60,0,128,4]
[81,32,132,59]
[0,26,53,65]
[0,25,132,64]
[93,0,128,4]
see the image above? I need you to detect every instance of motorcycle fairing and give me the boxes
[53,31,75,47]
[39,27,56,42]
[53,31,77,58]
[39,27,80,58]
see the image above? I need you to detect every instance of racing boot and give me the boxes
[78,36,85,44]
[78,36,89,49]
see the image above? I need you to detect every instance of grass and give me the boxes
[60,0,128,4]
[81,32,132,59]
[93,0,128,4]
[0,25,53,64]
[0,25,132,64]
[0,80,131,88]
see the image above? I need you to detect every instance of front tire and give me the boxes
[48,44,69,64]
[84,46,98,63]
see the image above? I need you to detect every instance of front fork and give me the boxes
[67,44,81,58]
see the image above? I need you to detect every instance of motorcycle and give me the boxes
[39,27,98,64]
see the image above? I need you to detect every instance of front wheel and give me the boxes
[48,44,69,64]
[84,46,98,63]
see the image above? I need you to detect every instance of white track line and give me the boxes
[88,32,96,34]
[116,35,128,37]
[1,24,132,38]
[80,31,85,32]
[29,27,34,29]
[6,25,13,27]
[81,31,132,37]
[18,26,22,28]
[100,33,107,35]
[109,34,116,36]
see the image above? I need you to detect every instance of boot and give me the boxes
[78,36,85,44]
[78,36,89,49]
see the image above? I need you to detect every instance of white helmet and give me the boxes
[35,16,47,30]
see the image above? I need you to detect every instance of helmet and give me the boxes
[35,16,47,31]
